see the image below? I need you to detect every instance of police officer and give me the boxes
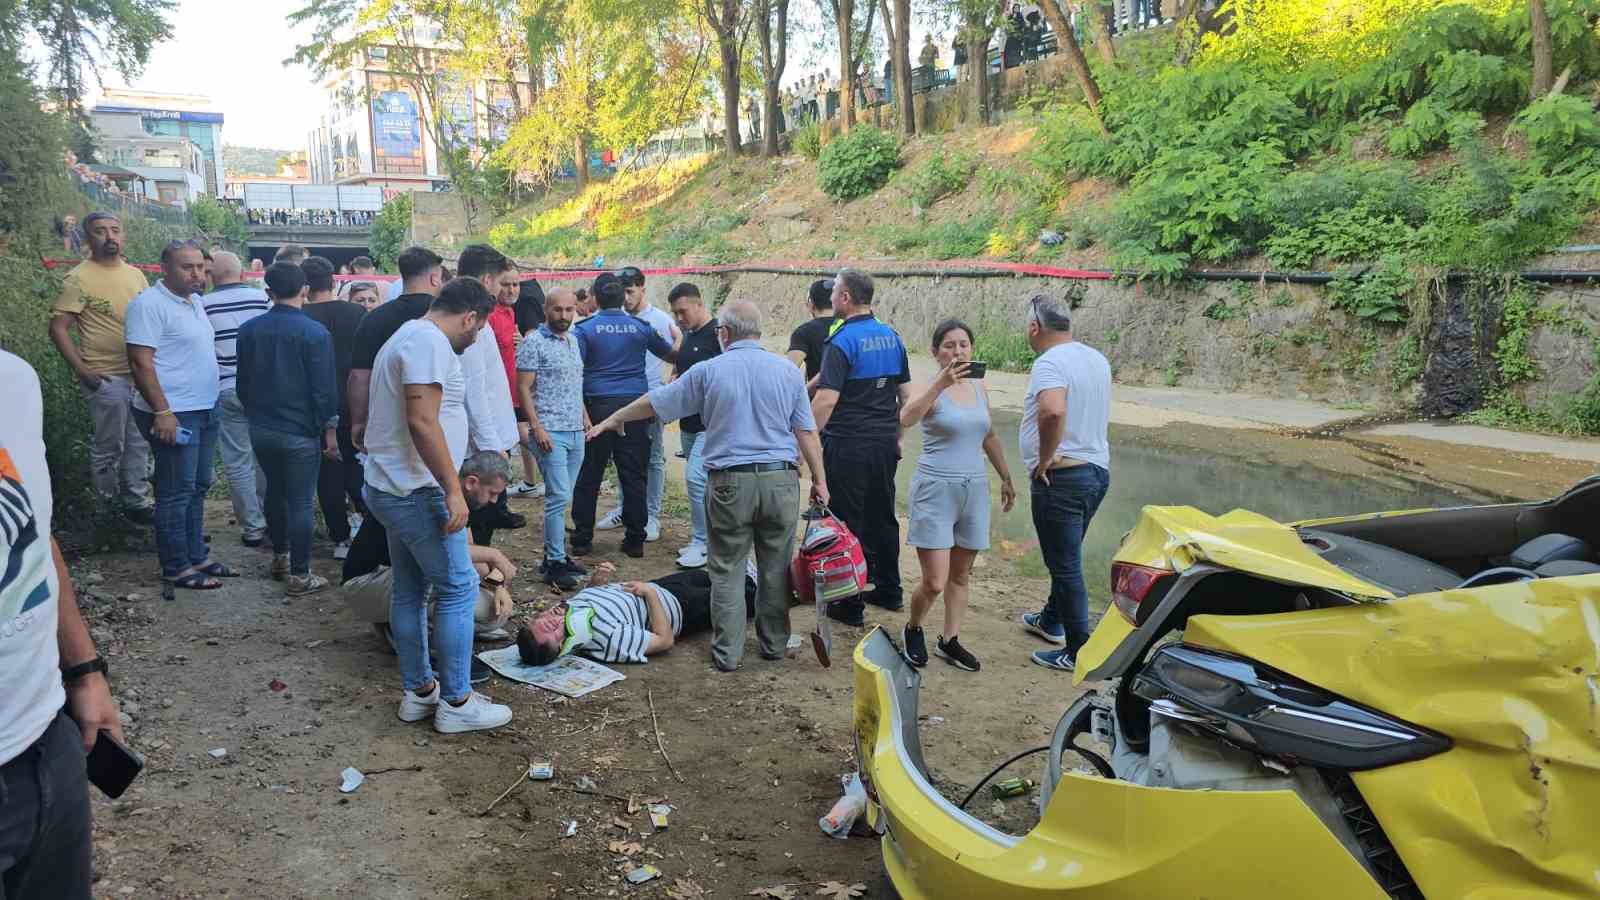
[810,269,911,626]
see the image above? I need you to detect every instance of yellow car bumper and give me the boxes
[854,628,1387,899]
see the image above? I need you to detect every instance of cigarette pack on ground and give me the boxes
[624,865,661,884]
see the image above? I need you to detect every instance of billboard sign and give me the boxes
[368,73,424,174]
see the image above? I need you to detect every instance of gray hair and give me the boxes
[717,299,762,341]
[1028,294,1072,333]
[459,450,512,484]
[835,268,874,306]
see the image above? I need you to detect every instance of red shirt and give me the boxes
[487,305,520,407]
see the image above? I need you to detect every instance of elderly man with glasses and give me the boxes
[588,300,827,672]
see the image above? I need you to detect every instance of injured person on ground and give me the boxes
[517,560,763,665]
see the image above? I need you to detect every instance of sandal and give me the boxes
[169,571,223,590]
[194,561,240,578]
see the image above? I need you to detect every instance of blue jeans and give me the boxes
[135,407,220,578]
[1031,464,1111,652]
[0,713,91,900]
[533,430,584,562]
[681,430,707,546]
[365,486,478,702]
[250,426,321,575]
[646,418,665,520]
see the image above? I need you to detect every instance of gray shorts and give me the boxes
[906,473,991,551]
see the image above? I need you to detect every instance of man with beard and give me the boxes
[516,287,589,589]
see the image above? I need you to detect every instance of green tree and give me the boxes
[9,0,175,117]
[189,197,248,248]
[753,0,792,155]
[369,193,413,273]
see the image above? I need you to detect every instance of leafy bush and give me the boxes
[792,118,822,160]
[370,193,412,272]
[899,149,978,208]
[874,215,995,259]
[1328,254,1415,324]
[817,126,901,201]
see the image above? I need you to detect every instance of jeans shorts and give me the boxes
[906,473,991,551]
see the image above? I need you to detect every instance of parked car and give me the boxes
[853,479,1600,898]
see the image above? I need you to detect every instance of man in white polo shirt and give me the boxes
[362,277,513,734]
[125,240,228,592]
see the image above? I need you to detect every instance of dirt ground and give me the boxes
[66,415,1595,900]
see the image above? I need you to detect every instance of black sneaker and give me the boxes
[902,625,928,667]
[542,559,582,590]
[492,509,527,529]
[560,558,589,577]
[864,592,904,612]
[827,598,865,627]
[621,541,645,559]
[570,540,593,557]
[934,636,980,672]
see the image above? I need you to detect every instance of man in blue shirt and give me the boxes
[811,269,911,626]
[588,300,828,672]
[571,273,675,558]
[237,262,339,597]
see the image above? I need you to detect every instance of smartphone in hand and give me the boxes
[965,361,988,379]
[86,729,144,798]
[174,426,195,445]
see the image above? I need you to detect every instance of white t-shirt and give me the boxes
[0,351,63,766]
[463,324,518,453]
[124,281,221,413]
[1020,341,1112,472]
[634,303,676,391]
[364,319,469,497]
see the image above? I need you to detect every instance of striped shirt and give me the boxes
[569,583,683,664]
[202,283,271,389]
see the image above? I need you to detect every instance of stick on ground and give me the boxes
[481,760,531,816]
[648,689,685,783]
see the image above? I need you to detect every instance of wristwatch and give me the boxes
[61,656,109,683]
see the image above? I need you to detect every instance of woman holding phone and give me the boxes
[899,319,1015,672]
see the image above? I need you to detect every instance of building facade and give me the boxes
[90,89,225,202]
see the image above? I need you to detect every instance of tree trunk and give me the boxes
[756,0,789,157]
[1530,0,1554,98]
[574,133,590,189]
[717,20,743,156]
[834,0,855,134]
[1038,0,1104,125]
[1088,2,1117,65]
[966,33,991,126]
[880,0,915,135]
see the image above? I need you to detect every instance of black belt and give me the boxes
[715,461,797,474]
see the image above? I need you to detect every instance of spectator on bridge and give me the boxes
[920,33,939,70]
[48,211,154,521]
[126,240,226,591]
[274,243,308,265]
[201,250,271,547]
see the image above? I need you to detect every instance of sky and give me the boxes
[89,0,326,150]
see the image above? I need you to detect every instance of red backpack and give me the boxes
[790,505,868,606]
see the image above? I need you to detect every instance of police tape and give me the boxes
[40,258,1117,282]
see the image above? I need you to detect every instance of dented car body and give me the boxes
[854,479,1600,898]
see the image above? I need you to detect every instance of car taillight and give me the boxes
[1111,562,1172,624]
[1130,644,1451,770]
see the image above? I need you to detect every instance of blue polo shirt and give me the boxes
[573,308,676,399]
[817,312,910,443]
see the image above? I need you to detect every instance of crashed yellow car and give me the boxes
[853,479,1600,898]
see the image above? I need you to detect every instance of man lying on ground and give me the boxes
[342,451,519,648]
[516,561,763,665]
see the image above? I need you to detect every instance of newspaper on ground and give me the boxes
[476,645,626,698]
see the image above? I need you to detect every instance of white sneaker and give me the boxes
[646,517,661,542]
[508,480,544,497]
[677,542,707,568]
[475,625,511,640]
[434,691,513,734]
[286,572,330,597]
[333,540,350,560]
[597,507,624,530]
[398,681,440,723]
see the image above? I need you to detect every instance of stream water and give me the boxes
[894,414,1472,606]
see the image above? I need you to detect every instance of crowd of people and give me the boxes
[244,207,375,228]
[6,209,1115,894]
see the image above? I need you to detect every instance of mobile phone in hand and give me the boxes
[965,361,988,379]
[174,426,195,445]
[86,729,144,798]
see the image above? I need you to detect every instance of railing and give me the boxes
[73,180,191,228]
[244,221,373,232]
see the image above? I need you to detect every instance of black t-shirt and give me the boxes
[788,316,836,380]
[304,300,367,401]
[350,293,432,371]
[513,279,546,336]
[673,319,723,433]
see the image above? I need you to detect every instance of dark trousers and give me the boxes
[251,426,321,576]
[134,407,219,578]
[654,569,756,633]
[1031,464,1111,652]
[572,395,651,546]
[823,437,903,612]
[0,712,92,900]
[316,419,363,543]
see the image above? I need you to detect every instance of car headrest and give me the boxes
[1510,533,1593,568]
[1534,559,1600,578]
